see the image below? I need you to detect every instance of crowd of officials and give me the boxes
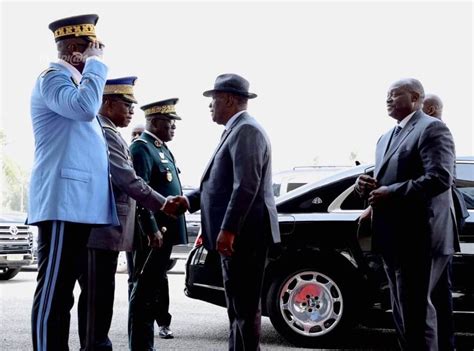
[27,13,467,351]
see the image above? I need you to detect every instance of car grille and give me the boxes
[0,224,32,253]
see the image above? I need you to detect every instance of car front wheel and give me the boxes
[266,260,360,347]
[0,267,21,280]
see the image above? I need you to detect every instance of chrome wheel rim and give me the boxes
[279,270,343,337]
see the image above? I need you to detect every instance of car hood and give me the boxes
[0,212,27,223]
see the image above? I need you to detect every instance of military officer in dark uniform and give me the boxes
[128,98,187,350]
[77,78,180,351]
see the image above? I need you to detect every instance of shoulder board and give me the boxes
[40,68,59,78]
[133,139,147,144]
[103,126,118,133]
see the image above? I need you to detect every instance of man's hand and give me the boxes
[147,228,164,249]
[216,230,236,257]
[162,195,189,217]
[356,174,378,197]
[82,40,104,61]
[368,186,391,207]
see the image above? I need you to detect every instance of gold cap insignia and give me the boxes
[54,24,96,40]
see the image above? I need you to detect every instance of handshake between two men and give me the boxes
[159,195,236,258]
[145,196,190,249]
[162,195,189,217]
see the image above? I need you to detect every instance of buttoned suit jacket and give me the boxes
[87,116,167,252]
[187,112,280,251]
[372,110,459,257]
[28,59,118,226]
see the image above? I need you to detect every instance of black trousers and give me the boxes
[78,249,119,351]
[221,240,268,351]
[126,251,134,299]
[383,253,454,351]
[31,221,91,351]
[128,241,173,351]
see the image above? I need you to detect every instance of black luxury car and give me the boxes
[184,157,474,347]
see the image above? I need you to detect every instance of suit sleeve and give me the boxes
[386,121,455,199]
[40,59,108,121]
[130,142,159,236]
[105,130,166,212]
[186,189,201,213]
[221,125,267,234]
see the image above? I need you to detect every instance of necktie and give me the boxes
[393,125,402,137]
[386,125,402,153]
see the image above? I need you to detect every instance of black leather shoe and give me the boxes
[158,326,174,339]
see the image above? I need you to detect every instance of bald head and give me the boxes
[422,93,443,120]
[386,78,425,121]
[131,124,145,142]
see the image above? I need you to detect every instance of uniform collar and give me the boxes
[98,115,118,132]
[57,59,82,85]
[143,130,164,147]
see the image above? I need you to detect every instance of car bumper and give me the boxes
[0,253,34,268]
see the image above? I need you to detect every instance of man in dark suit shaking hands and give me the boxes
[356,78,459,350]
[182,74,280,350]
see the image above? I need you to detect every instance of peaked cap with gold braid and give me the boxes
[141,98,181,120]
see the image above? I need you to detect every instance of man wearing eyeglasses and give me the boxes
[77,79,181,350]
[128,98,187,350]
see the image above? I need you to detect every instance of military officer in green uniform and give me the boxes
[128,98,187,350]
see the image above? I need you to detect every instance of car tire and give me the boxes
[266,258,360,347]
[0,268,21,280]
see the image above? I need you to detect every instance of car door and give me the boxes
[452,160,474,312]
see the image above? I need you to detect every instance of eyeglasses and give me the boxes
[112,100,134,112]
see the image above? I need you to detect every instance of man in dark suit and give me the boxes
[181,74,281,350]
[421,94,469,229]
[128,98,188,350]
[356,78,458,350]
[77,77,179,350]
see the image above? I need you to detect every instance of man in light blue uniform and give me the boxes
[28,14,118,351]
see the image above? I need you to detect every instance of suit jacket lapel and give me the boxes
[200,113,246,184]
[376,111,421,178]
[375,131,391,178]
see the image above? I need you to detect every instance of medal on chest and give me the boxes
[166,169,173,182]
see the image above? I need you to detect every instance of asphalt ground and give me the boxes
[2,262,473,350]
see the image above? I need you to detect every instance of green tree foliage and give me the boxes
[1,130,28,212]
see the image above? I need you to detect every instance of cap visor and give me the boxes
[122,95,138,104]
[169,113,182,120]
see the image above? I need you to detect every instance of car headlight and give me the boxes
[29,225,39,250]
